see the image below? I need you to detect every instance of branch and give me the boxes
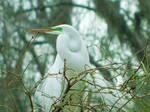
[32,41,48,45]
[20,33,46,76]
[22,2,95,13]
[89,55,114,83]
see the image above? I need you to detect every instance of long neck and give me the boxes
[56,30,89,72]
[56,30,81,55]
[49,54,64,73]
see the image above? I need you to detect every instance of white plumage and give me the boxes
[29,24,132,111]
[33,25,90,111]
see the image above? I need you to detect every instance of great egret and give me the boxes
[29,24,132,111]
[29,24,90,111]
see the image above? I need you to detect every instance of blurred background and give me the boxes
[0,0,150,112]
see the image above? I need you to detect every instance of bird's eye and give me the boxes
[51,26,63,31]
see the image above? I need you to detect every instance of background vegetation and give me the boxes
[0,0,150,112]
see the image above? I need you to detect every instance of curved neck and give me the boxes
[56,30,82,62]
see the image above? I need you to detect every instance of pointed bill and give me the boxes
[28,28,54,32]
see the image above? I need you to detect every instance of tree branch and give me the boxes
[89,55,114,83]
[22,2,95,13]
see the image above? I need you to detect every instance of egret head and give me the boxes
[28,24,76,35]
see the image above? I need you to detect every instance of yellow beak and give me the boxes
[28,28,54,32]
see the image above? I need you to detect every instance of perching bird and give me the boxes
[29,24,133,112]
[29,24,90,111]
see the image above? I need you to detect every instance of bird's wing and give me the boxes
[34,54,64,111]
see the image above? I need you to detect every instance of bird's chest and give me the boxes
[56,34,89,73]
[60,50,87,72]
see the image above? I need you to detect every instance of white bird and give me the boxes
[29,24,90,111]
[29,24,133,112]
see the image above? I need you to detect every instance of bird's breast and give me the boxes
[56,34,89,73]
